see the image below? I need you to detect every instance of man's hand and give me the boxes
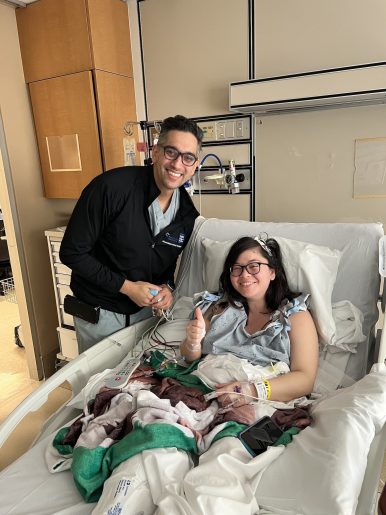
[120,280,162,307]
[120,280,175,310]
[151,284,174,311]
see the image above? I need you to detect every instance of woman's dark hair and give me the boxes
[158,115,204,151]
[219,236,297,312]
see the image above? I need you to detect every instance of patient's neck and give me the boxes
[247,297,269,314]
[245,299,272,334]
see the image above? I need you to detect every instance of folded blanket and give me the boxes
[330,300,366,353]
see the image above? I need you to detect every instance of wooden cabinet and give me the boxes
[29,70,138,198]
[30,72,102,198]
[94,70,138,171]
[16,0,139,199]
[16,0,133,82]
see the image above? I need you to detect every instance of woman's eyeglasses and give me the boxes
[159,145,197,167]
[230,261,270,277]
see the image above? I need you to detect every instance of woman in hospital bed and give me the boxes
[93,236,319,515]
[181,236,319,406]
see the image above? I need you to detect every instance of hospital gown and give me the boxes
[203,293,310,366]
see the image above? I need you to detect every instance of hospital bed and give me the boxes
[0,216,385,515]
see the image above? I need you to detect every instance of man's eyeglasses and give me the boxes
[230,261,270,277]
[159,145,198,167]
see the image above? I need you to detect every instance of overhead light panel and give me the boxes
[230,62,386,115]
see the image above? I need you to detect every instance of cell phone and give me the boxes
[63,295,100,324]
[238,416,283,457]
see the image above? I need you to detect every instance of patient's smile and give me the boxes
[239,280,256,287]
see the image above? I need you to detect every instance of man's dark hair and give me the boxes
[219,236,298,312]
[158,115,204,150]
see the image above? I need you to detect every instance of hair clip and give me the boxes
[255,237,272,257]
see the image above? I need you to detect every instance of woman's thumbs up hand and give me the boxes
[186,307,206,346]
[180,307,206,362]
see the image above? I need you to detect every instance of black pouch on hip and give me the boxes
[63,295,100,324]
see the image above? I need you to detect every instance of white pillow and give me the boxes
[201,236,342,346]
[255,363,386,515]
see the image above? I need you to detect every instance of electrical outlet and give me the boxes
[199,122,215,141]
[225,121,235,138]
[216,122,226,139]
[235,120,244,138]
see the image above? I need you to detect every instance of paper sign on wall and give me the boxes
[354,137,386,198]
[123,137,136,166]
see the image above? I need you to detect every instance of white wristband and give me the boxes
[253,381,268,400]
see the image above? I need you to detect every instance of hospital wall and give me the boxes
[0,4,76,379]
[253,0,386,225]
[1,0,386,377]
[137,0,386,228]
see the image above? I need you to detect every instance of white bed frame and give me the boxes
[0,217,385,515]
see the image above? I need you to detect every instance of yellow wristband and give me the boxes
[263,379,271,400]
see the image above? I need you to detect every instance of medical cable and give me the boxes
[203,389,281,405]
[137,309,179,358]
[196,152,224,215]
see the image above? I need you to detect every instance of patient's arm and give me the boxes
[268,310,318,401]
[180,308,209,362]
[216,310,319,406]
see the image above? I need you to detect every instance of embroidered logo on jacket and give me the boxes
[162,232,185,248]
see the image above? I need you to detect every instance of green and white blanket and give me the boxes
[47,353,252,502]
[46,352,302,503]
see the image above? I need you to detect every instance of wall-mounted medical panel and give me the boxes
[193,169,251,192]
[197,118,251,142]
[190,113,254,220]
[192,194,251,221]
[199,143,251,166]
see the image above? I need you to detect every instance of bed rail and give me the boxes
[0,317,156,448]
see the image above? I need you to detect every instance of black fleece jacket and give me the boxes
[60,165,199,315]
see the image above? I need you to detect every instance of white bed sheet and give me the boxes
[0,433,96,515]
[2,363,384,515]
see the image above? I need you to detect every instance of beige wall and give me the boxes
[255,106,386,223]
[137,0,251,217]
[139,0,249,119]
[0,4,76,379]
[253,0,386,227]
[136,0,386,230]
[1,0,385,380]
[254,0,386,78]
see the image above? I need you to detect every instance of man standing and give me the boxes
[60,115,202,351]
